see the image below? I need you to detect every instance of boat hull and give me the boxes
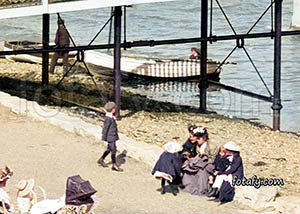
[85,51,221,81]
[4,40,76,65]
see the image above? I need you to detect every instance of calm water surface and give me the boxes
[0,0,299,131]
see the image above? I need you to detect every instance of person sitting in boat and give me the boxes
[189,47,201,60]
[207,141,244,203]
[152,141,182,196]
[0,166,14,214]
[181,124,198,162]
[50,18,71,74]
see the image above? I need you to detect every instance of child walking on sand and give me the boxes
[97,101,123,172]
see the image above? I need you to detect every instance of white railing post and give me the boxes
[292,0,300,29]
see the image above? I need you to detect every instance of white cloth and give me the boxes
[17,197,31,214]
[105,112,116,120]
[0,188,10,204]
[212,174,233,189]
[30,195,65,214]
[153,171,173,182]
[199,142,207,155]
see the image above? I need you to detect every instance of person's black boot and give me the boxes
[207,188,218,198]
[97,158,108,167]
[170,184,179,196]
[112,163,123,172]
[161,186,166,195]
[161,178,166,194]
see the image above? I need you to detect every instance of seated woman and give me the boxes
[181,127,214,196]
[17,178,37,214]
[207,141,244,203]
[181,124,198,162]
[0,166,13,214]
[152,141,182,196]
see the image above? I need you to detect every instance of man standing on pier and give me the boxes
[50,19,70,74]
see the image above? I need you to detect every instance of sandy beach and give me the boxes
[0,58,299,213]
[0,104,254,214]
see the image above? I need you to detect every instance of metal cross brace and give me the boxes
[213,0,274,97]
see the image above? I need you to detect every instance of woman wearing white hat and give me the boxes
[207,141,244,203]
[17,179,37,213]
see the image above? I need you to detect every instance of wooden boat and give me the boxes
[3,40,76,64]
[85,51,221,81]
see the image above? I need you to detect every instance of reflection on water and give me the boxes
[0,0,299,131]
[0,0,41,9]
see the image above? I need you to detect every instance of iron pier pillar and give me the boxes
[42,13,49,90]
[200,0,208,112]
[114,6,122,119]
[272,0,283,130]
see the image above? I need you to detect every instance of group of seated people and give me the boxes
[0,168,94,214]
[0,167,40,214]
[152,125,244,203]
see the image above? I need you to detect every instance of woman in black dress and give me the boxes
[181,124,198,162]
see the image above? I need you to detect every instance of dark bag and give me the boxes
[65,175,97,205]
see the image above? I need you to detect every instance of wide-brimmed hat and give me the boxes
[224,141,240,152]
[163,141,182,153]
[0,166,13,182]
[17,179,35,197]
[104,101,116,112]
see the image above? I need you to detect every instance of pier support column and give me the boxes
[292,0,300,29]
[42,13,49,90]
[272,0,283,131]
[114,6,122,119]
[200,0,208,112]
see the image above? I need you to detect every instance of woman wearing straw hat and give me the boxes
[207,141,244,203]
[16,179,37,213]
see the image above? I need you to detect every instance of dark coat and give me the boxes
[218,153,244,179]
[181,139,197,158]
[218,181,235,203]
[213,153,230,172]
[152,152,182,182]
[102,117,119,142]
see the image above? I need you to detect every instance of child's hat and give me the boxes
[17,178,35,197]
[163,141,182,153]
[104,101,116,112]
[224,141,240,152]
